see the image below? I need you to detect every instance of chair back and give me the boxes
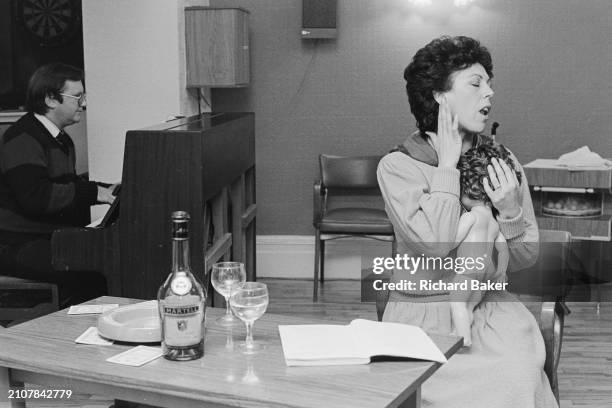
[313,153,395,302]
[540,228,571,279]
[508,229,572,299]
[319,155,382,190]
[539,229,571,257]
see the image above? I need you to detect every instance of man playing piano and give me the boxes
[0,63,115,305]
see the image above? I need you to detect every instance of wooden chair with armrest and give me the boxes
[313,154,395,302]
[375,229,570,403]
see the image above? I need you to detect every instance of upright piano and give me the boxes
[51,113,256,299]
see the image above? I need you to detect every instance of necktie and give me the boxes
[56,131,72,152]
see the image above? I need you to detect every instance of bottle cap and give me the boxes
[171,211,190,239]
[172,211,190,220]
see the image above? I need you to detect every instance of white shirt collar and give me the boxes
[33,113,61,138]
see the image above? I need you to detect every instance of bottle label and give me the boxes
[171,276,192,295]
[163,303,203,347]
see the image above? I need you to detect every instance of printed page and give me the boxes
[278,324,368,366]
[349,319,447,363]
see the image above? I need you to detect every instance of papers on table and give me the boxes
[75,327,114,346]
[106,346,163,367]
[68,304,119,315]
[525,147,612,171]
[278,319,447,367]
[74,325,162,367]
[557,146,612,168]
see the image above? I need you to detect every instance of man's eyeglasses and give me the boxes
[59,93,86,106]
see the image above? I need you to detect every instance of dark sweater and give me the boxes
[0,112,98,235]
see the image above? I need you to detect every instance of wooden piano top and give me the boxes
[138,112,252,132]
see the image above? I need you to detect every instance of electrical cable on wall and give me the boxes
[199,88,211,111]
[254,39,321,137]
[196,87,212,117]
[287,39,319,115]
[197,89,201,117]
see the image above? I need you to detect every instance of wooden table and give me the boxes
[0,296,461,408]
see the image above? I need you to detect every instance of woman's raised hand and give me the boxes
[429,98,462,168]
[483,158,521,219]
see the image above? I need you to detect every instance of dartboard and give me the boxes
[19,0,81,46]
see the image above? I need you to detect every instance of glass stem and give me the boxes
[225,296,231,316]
[245,321,254,348]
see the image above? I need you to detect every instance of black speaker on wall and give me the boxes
[302,0,337,39]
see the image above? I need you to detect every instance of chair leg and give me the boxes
[313,230,320,302]
[540,300,565,405]
[320,239,325,284]
[551,302,566,404]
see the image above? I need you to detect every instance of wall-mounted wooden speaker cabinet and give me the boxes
[302,0,337,39]
[185,7,250,87]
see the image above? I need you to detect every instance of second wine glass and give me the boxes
[230,282,269,354]
[211,262,246,326]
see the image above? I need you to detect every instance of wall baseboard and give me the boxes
[256,235,394,279]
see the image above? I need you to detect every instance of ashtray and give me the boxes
[97,300,161,343]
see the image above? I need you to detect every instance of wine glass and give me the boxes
[211,262,246,326]
[230,282,269,354]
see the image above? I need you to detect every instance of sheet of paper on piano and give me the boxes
[87,217,104,228]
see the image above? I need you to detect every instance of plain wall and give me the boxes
[211,0,612,235]
[82,0,208,217]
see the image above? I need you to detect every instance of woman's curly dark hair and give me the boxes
[404,36,493,136]
[458,139,522,207]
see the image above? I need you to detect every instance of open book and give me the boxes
[278,319,447,367]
